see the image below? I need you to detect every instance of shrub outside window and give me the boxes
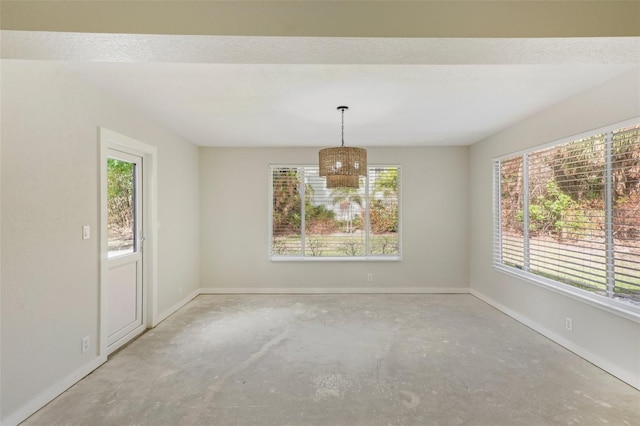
[270,165,401,260]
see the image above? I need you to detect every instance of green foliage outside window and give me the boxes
[107,159,134,238]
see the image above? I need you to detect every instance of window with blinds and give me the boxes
[270,165,401,260]
[493,121,640,311]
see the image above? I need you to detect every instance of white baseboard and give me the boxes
[2,288,199,426]
[154,288,200,326]
[199,286,470,294]
[470,289,640,391]
[2,355,107,426]
[0,286,476,426]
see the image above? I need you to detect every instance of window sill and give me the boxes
[270,256,402,262]
[494,264,640,324]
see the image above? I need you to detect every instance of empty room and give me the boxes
[1,1,640,425]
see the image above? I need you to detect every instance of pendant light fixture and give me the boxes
[319,106,367,189]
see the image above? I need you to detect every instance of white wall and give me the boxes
[0,60,200,423]
[469,68,640,389]
[200,146,469,292]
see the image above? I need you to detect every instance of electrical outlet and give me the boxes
[367,273,373,282]
[82,225,90,240]
[565,317,573,332]
[81,335,90,353]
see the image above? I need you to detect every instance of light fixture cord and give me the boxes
[341,108,345,147]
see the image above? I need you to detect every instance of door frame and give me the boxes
[99,127,158,357]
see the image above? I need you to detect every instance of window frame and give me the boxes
[269,164,402,262]
[493,117,640,322]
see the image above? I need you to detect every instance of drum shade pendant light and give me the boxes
[319,106,367,188]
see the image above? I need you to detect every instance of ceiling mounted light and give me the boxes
[319,106,367,189]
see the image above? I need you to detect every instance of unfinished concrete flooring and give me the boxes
[24,295,640,425]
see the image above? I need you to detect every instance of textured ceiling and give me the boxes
[2,31,639,147]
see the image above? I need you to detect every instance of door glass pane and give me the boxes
[108,158,136,257]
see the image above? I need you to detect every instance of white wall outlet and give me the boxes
[82,225,90,240]
[367,273,373,282]
[81,335,90,353]
[565,317,573,332]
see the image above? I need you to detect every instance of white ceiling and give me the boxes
[3,31,639,147]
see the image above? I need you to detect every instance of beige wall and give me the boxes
[469,68,640,389]
[0,60,200,421]
[199,146,469,292]
[3,1,639,38]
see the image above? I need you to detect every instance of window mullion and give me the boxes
[268,166,274,257]
[523,153,530,272]
[365,170,370,256]
[300,167,306,257]
[605,131,614,298]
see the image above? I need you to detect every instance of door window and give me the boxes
[107,157,138,257]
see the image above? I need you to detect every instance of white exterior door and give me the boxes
[106,149,144,353]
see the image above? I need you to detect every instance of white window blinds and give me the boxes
[493,122,640,308]
[270,165,401,259]
[612,125,640,301]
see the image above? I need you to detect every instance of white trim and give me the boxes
[494,265,640,323]
[99,134,109,358]
[109,286,471,325]
[522,152,530,272]
[269,164,402,260]
[3,284,193,426]
[200,287,469,294]
[1,355,107,426]
[155,288,201,326]
[470,289,640,391]
[269,256,402,262]
[99,128,159,352]
[105,325,147,356]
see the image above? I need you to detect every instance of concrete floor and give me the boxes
[24,294,640,425]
